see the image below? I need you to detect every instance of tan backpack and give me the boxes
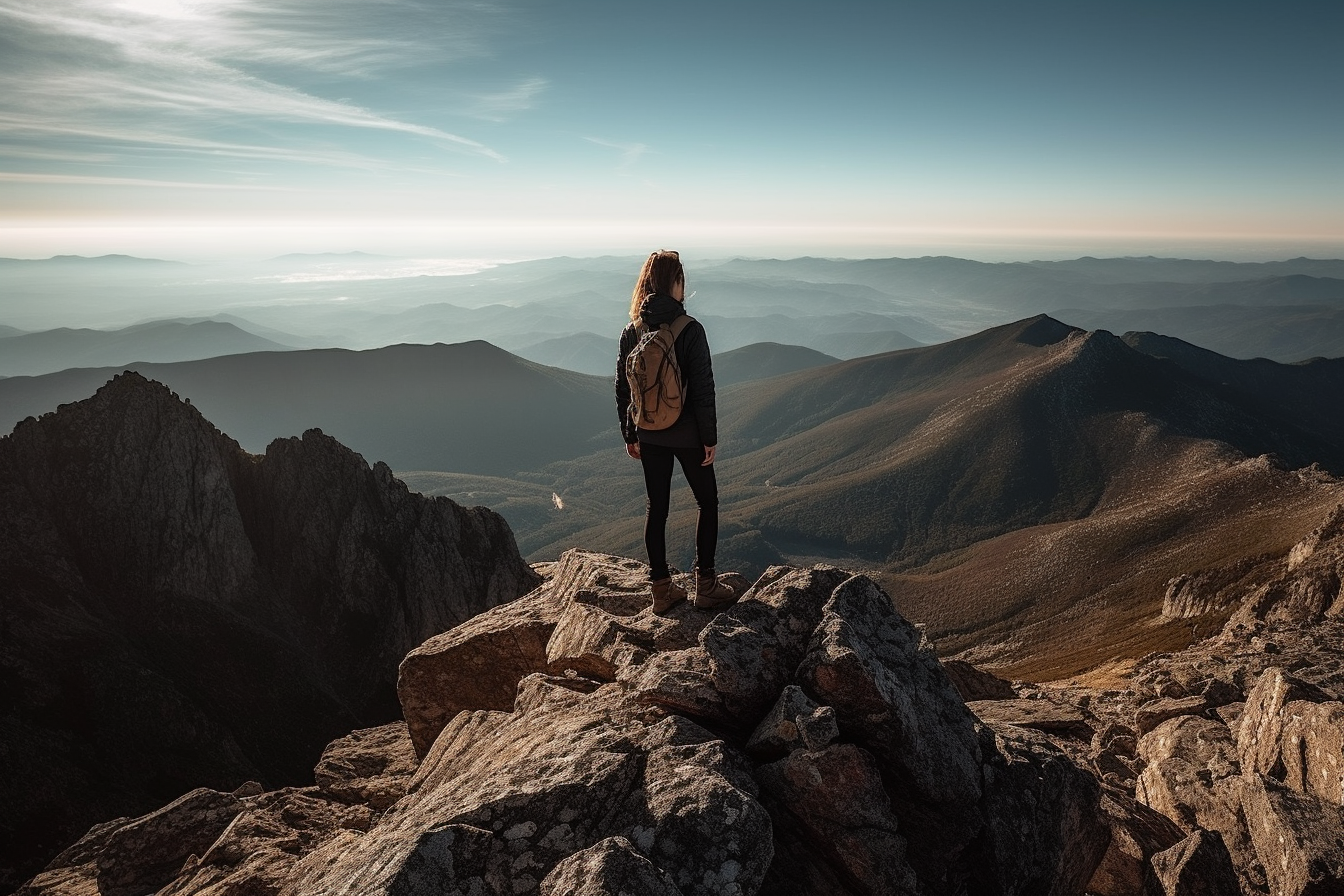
[625,316,694,430]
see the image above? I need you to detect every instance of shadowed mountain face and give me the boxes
[1054,303,1344,362]
[0,372,540,890]
[1121,330,1344,448]
[710,342,839,386]
[0,341,613,476]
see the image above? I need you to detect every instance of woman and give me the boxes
[615,250,737,614]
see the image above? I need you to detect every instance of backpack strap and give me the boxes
[665,315,694,341]
[634,314,695,341]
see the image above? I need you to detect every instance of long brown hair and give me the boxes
[628,250,684,321]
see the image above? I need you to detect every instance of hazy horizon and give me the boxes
[4,240,1344,268]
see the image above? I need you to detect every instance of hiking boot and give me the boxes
[692,569,738,610]
[650,577,687,615]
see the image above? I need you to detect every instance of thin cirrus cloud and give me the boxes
[0,0,512,178]
[467,77,549,123]
[584,138,650,173]
[0,171,298,191]
[0,111,410,169]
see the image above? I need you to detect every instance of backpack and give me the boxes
[625,315,694,430]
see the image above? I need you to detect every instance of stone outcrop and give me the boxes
[21,551,1111,896]
[1053,499,1344,896]
[22,495,1344,896]
[1149,829,1240,896]
[0,373,539,890]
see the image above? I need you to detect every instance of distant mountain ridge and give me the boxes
[0,319,297,377]
[0,341,613,475]
[6,251,1344,360]
[1054,303,1344,362]
[0,253,185,266]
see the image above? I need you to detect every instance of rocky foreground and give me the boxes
[17,500,1344,896]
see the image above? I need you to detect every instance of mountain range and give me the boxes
[7,253,1344,367]
[6,251,1344,894]
[7,310,1328,688]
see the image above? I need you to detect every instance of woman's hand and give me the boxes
[626,442,641,460]
[703,445,716,466]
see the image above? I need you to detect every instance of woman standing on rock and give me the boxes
[616,250,737,614]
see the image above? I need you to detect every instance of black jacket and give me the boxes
[615,293,718,448]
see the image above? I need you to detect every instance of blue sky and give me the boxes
[0,0,1340,261]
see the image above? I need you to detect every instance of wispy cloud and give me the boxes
[0,171,298,190]
[585,137,650,173]
[0,0,513,181]
[468,77,549,123]
[0,112,453,173]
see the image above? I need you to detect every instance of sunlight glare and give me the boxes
[115,0,201,20]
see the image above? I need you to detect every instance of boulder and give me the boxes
[1149,829,1240,896]
[699,566,850,721]
[18,788,242,896]
[1241,774,1344,896]
[1135,716,1253,876]
[544,555,714,681]
[1086,789,1185,896]
[539,836,682,896]
[398,586,563,758]
[1276,701,1344,804]
[966,725,1111,896]
[1135,696,1210,735]
[1236,667,1331,779]
[313,722,418,811]
[755,744,918,895]
[969,697,1095,741]
[796,575,983,839]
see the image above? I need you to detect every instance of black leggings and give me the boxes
[639,442,718,581]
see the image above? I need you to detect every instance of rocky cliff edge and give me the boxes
[20,551,1111,896]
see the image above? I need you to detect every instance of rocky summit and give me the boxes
[0,373,540,890]
[20,551,1112,896]
[21,501,1344,896]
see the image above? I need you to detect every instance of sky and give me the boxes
[0,0,1341,262]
